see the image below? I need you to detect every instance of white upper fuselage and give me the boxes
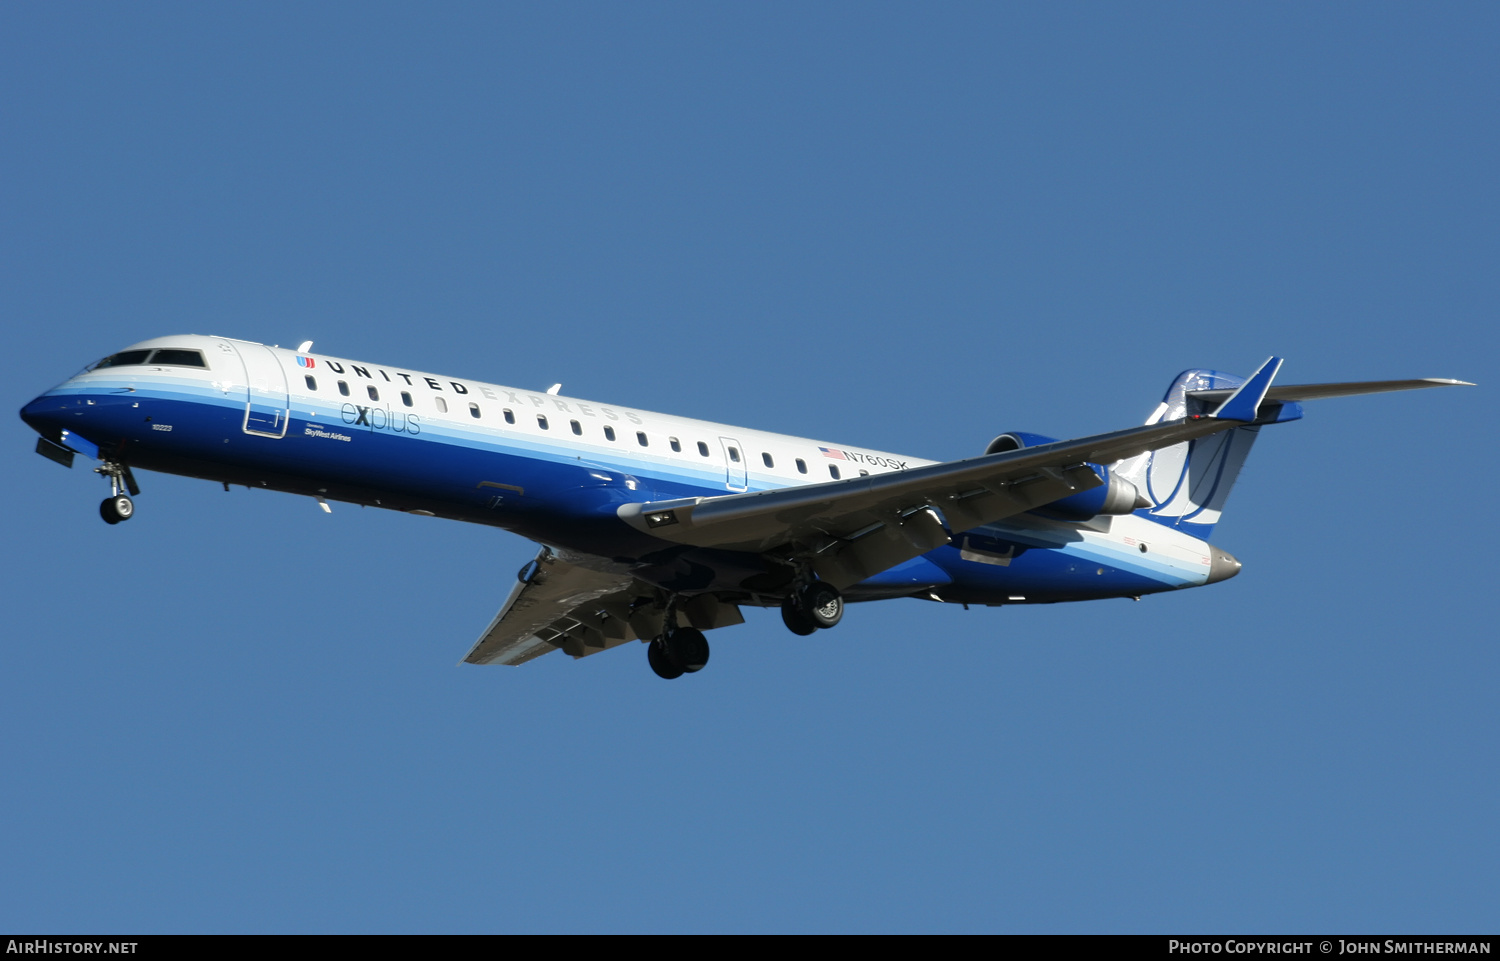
[25,334,1225,600]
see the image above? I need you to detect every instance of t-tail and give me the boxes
[1112,359,1472,540]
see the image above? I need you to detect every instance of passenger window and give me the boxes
[571,420,582,435]
[697,442,709,457]
[669,437,681,452]
[338,381,350,396]
[305,375,317,391]
[469,402,481,418]
[93,350,152,369]
[400,391,413,407]
[435,397,448,413]
[762,452,774,468]
[148,349,207,368]
[367,386,379,401]
[637,432,649,447]
[604,426,616,441]
[537,414,548,429]
[728,447,740,463]
[796,458,807,474]
[829,465,841,479]
[503,409,515,424]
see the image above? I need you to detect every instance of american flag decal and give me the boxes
[819,446,846,460]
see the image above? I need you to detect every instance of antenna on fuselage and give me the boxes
[297,340,314,353]
[546,384,562,395]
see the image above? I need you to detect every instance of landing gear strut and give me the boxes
[647,626,711,680]
[94,460,139,525]
[781,581,844,636]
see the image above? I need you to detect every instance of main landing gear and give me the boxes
[641,581,842,680]
[648,626,710,680]
[94,460,140,525]
[780,581,844,636]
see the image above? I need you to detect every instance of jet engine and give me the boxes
[984,431,1151,520]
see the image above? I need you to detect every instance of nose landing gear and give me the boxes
[99,494,134,525]
[94,460,140,525]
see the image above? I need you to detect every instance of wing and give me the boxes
[618,413,1249,588]
[462,549,747,666]
[462,549,637,665]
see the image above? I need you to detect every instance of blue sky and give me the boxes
[2,3,1495,933]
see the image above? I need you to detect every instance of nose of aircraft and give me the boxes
[20,391,70,438]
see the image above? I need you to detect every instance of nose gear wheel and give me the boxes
[99,495,134,524]
[94,460,140,524]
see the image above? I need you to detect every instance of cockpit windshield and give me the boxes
[149,349,207,368]
[92,350,153,369]
[90,348,208,371]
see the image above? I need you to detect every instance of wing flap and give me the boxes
[463,550,636,666]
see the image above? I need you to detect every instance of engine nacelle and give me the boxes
[983,431,1150,519]
[984,431,1058,455]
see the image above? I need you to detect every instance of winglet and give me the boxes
[1213,356,1283,421]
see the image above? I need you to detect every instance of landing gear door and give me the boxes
[236,343,290,438]
[719,437,748,491]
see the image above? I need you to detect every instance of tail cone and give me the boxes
[1206,547,1242,584]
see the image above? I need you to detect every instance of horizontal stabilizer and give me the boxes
[1190,377,1473,406]
[1211,356,1283,421]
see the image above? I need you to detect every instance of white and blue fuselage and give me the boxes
[20,334,1230,609]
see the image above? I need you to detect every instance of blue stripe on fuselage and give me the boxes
[29,379,1200,602]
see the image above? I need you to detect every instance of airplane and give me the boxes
[19,335,1471,679]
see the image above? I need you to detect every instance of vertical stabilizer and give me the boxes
[1112,369,1261,538]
